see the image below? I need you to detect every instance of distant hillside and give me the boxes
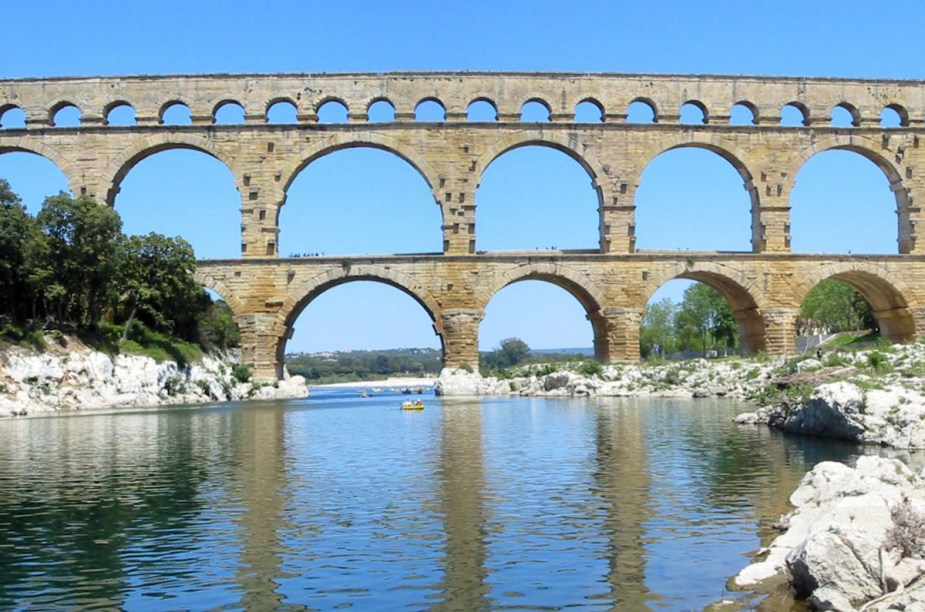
[286,348,442,384]
[285,346,596,384]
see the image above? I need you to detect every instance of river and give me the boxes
[0,389,917,610]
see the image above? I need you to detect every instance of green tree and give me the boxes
[0,180,41,323]
[115,233,202,340]
[195,299,240,350]
[485,337,530,368]
[800,278,875,333]
[676,283,737,351]
[640,298,678,358]
[35,193,122,327]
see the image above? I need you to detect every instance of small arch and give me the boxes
[520,99,550,122]
[415,98,445,122]
[367,98,395,123]
[266,98,298,124]
[51,102,81,127]
[105,101,136,126]
[781,102,809,127]
[316,99,349,124]
[574,99,604,123]
[680,101,707,125]
[160,101,192,125]
[881,104,908,128]
[213,100,246,124]
[0,105,26,129]
[467,98,497,122]
[730,102,757,126]
[831,103,859,128]
[627,99,657,123]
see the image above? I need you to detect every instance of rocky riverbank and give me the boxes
[435,356,777,399]
[733,456,925,611]
[0,337,308,417]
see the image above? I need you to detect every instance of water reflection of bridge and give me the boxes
[4,72,925,379]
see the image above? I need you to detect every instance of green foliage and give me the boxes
[231,364,252,384]
[640,283,738,358]
[481,337,531,369]
[578,360,603,377]
[35,192,122,327]
[866,350,890,372]
[286,348,443,384]
[195,299,241,351]
[115,232,202,340]
[640,297,678,358]
[0,183,242,363]
[117,321,204,367]
[800,279,876,334]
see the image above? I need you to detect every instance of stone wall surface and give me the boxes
[4,72,925,379]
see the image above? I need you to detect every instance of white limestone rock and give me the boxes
[435,367,510,396]
[735,457,925,610]
[765,381,925,449]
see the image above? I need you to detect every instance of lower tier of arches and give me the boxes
[196,255,925,381]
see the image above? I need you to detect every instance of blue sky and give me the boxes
[0,0,923,353]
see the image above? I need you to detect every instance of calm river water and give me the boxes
[0,389,919,610]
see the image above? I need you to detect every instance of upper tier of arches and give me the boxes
[2,72,925,129]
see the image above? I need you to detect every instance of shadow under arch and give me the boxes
[797,262,915,343]
[0,140,81,196]
[273,266,443,378]
[637,136,760,250]
[645,263,767,355]
[480,263,608,360]
[102,134,240,206]
[791,136,911,253]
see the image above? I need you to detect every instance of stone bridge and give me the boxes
[3,71,925,379]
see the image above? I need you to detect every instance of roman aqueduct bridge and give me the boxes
[3,71,925,380]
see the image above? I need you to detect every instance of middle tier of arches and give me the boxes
[4,122,920,258]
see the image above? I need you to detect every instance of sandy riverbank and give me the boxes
[310,376,437,389]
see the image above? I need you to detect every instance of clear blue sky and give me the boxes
[1,0,923,354]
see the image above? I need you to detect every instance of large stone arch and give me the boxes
[480,262,605,313]
[0,138,82,196]
[633,135,761,251]
[272,263,444,375]
[797,261,916,343]
[474,132,609,251]
[644,261,768,355]
[789,135,912,253]
[475,131,607,193]
[278,132,442,196]
[102,134,241,207]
